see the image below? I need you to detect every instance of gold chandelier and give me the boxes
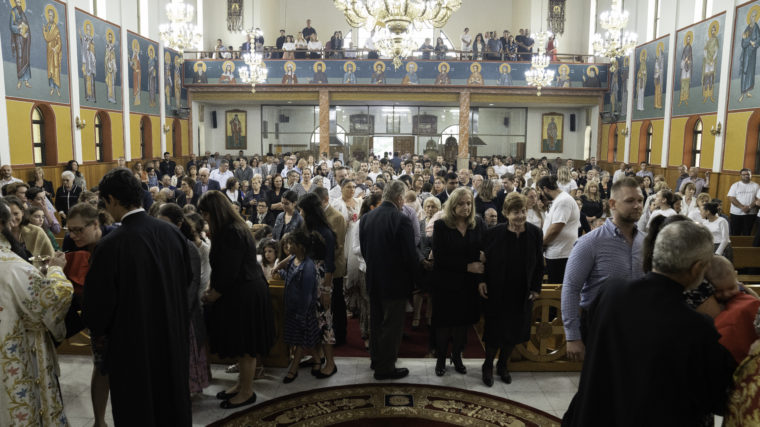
[159,0,202,57]
[238,52,268,93]
[592,0,637,59]
[334,0,461,68]
[525,29,554,96]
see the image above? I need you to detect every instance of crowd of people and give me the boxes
[204,19,571,63]
[0,146,759,424]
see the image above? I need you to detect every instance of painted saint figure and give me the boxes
[130,40,141,106]
[229,114,242,148]
[343,62,356,84]
[105,30,118,104]
[148,46,157,106]
[174,56,182,108]
[582,66,601,87]
[546,117,559,152]
[467,63,484,85]
[165,53,173,105]
[10,0,31,89]
[556,64,570,88]
[402,62,419,85]
[435,63,451,85]
[678,32,693,107]
[654,43,664,109]
[740,7,760,103]
[371,62,386,84]
[702,21,720,103]
[498,63,514,86]
[621,57,629,115]
[80,22,97,102]
[219,61,236,84]
[43,5,62,96]
[636,50,647,111]
[282,62,298,84]
[193,62,208,84]
[310,61,328,84]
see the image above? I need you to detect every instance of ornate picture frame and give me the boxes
[541,112,563,153]
[225,109,247,150]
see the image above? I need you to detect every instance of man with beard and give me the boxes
[562,220,736,426]
[561,177,645,362]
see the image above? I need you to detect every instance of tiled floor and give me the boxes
[58,354,580,426]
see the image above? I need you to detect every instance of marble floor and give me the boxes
[58,354,580,426]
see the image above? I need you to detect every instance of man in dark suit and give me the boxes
[275,30,287,59]
[191,167,220,205]
[84,168,193,425]
[250,200,276,228]
[360,180,418,380]
[159,152,176,178]
[436,172,459,205]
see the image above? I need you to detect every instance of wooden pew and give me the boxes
[730,235,755,248]
[733,247,760,270]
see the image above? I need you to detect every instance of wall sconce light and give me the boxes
[710,122,722,136]
[162,124,171,134]
[75,116,86,129]
[619,126,629,136]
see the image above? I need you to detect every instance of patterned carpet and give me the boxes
[209,383,561,427]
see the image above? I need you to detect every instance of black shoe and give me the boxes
[220,392,257,409]
[314,365,338,379]
[482,362,494,387]
[283,371,298,384]
[451,353,467,374]
[215,390,237,400]
[374,367,409,380]
[496,365,512,384]
[435,357,446,376]
[370,361,375,370]
[300,357,325,368]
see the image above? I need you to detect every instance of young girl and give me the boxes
[259,239,279,281]
[273,229,324,383]
[24,205,60,251]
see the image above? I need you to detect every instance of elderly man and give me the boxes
[191,168,220,205]
[563,220,736,426]
[457,169,472,188]
[484,208,498,227]
[328,166,348,200]
[0,164,22,190]
[562,177,645,362]
[679,166,710,194]
[675,164,689,193]
[209,159,234,190]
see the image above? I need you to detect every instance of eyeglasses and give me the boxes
[68,222,94,235]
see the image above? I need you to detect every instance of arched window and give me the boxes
[691,119,702,167]
[645,123,653,164]
[94,113,104,162]
[32,107,45,166]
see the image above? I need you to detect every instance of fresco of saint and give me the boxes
[80,21,96,102]
[174,56,182,108]
[10,0,31,88]
[130,39,141,105]
[148,46,157,107]
[435,62,451,85]
[105,29,118,104]
[43,5,62,96]
[702,21,719,103]
[679,31,693,107]
[654,43,664,109]
[636,50,647,111]
[739,6,760,102]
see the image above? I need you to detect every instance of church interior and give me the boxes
[2,0,760,425]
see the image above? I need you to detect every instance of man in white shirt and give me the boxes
[612,162,627,183]
[329,166,348,200]
[727,168,759,235]
[280,157,296,178]
[209,159,234,190]
[492,157,508,177]
[0,165,23,190]
[538,175,581,283]
[368,160,382,183]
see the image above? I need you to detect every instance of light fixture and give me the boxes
[525,14,554,95]
[159,0,202,57]
[333,0,461,68]
[163,124,171,134]
[619,126,629,136]
[75,116,86,129]
[710,122,722,136]
[592,0,637,59]
[238,51,269,93]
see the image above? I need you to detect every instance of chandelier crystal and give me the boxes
[159,0,202,57]
[592,0,637,59]
[525,30,554,96]
[333,0,461,67]
[238,52,269,93]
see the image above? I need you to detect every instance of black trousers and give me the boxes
[369,297,406,374]
[731,214,756,236]
[331,277,347,345]
[435,326,467,360]
[546,258,569,284]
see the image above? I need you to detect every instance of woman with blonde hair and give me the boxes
[580,179,603,222]
[431,187,485,376]
[689,192,711,223]
[476,178,497,218]
[679,182,698,217]
[522,187,545,229]
[556,166,578,196]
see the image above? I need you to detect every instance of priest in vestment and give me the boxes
[43,8,62,97]
[84,169,193,425]
[0,199,73,426]
[563,221,736,426]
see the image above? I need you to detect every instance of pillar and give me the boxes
[319,89,330,156]
[712,4,735,172]
[120,0,131,160]
[66,2,83,163]
[159,44,166,155]
[457,91,471,171]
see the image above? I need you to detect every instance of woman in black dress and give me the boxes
[272,190,303,241]
[197,191,275,409]
[479,192,543,386]
[269,175,286,217]
[432,187,485,376]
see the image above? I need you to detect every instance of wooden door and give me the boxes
[393,136,414,156]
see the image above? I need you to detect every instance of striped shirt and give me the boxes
[561,218,644,341]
